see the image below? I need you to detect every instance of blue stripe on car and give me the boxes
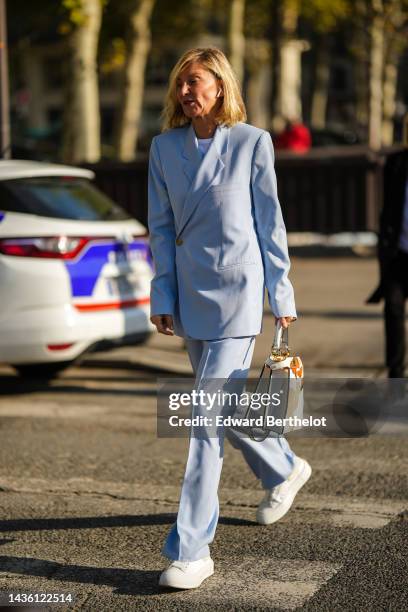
[65,240,151,297]
[129,241,153,268]
[0,212,5,222]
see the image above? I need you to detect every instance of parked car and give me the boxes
[0,160,154,378]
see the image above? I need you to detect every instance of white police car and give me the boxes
[0,160,153,378]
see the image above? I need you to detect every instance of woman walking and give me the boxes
[148,47,311,590]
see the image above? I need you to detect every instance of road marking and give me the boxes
[173,558,341,610]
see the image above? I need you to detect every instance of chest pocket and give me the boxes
[207,185,258,270]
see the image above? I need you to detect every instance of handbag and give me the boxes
[241,320,304,441]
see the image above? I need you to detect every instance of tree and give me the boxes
[61,0,105,163]
[300,0,350,130]
[113,0,156,161]
[381,1,407,144]
[227,0,246,86]
[244,0,274,128]
[245,38,270,128]
[245,0,306,130]
[368,2,385,149]
[353,0,408,149]
[103,0,205,158]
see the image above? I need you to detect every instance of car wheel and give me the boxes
[12,361,74,380]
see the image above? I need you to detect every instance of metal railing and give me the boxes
[85,146,403,234]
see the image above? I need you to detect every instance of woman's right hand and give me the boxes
[150,314,174,336]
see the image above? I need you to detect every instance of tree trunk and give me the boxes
[114,0,155,162]
[20,45,48,132]
[62,0,102,164]
[354,52,369,136]
[245,40,270,129]
[310,36,330,130]
[368,13,385,149]
[381,45,398,145]
[227,0,245,86]
[272,0,308,128]
[278,39,308,122]
[351,0,370,140]
[269,0,280,125]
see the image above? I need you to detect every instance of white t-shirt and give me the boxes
[398,180,408,253]
[196,137,213,158]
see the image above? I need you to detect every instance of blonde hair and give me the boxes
[161,47,247,131]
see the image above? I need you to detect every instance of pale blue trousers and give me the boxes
[162,336,296,561]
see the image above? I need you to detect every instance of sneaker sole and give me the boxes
[158,562,214,589]
[256,459,312,525]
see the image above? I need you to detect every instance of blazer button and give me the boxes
[175,237,183,246]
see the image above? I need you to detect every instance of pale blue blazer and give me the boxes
[148,121,297,339]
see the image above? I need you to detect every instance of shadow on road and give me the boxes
[0,377,159,398]
[264,309,382,319]
[0,555,162,596]
[0,516,256,596]
[0,359,183,398]
[0,514,254,533]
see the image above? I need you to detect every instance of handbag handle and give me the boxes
[271,320,290,360]
[273,319,284,348]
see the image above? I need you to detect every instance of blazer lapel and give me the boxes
[178,123,229,237]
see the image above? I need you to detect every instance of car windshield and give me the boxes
[0,176,131,221]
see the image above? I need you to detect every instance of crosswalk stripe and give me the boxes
[170,558,341,610]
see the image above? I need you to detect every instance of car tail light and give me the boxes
[0,237,91,259]
[47,343,75,351]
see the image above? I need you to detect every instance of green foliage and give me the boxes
[245,0,274,38]
[300,0,351,34]
[99,0,206,54]
[60,0,108,33]
[100,37,126,74]
[151,0,208,43]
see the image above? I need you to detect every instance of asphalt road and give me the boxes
[0,254,407,611]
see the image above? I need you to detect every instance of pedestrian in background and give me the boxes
[274,116,311,154]
[367,147,408,378]
[148,47,312,590]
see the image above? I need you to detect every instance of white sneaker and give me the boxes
[158,556,214,589]
[256,456,312,525]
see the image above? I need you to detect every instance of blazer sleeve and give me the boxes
[147,137,177,316]
[250,131,297,319]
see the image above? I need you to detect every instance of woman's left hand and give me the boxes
[275,316,296,329]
